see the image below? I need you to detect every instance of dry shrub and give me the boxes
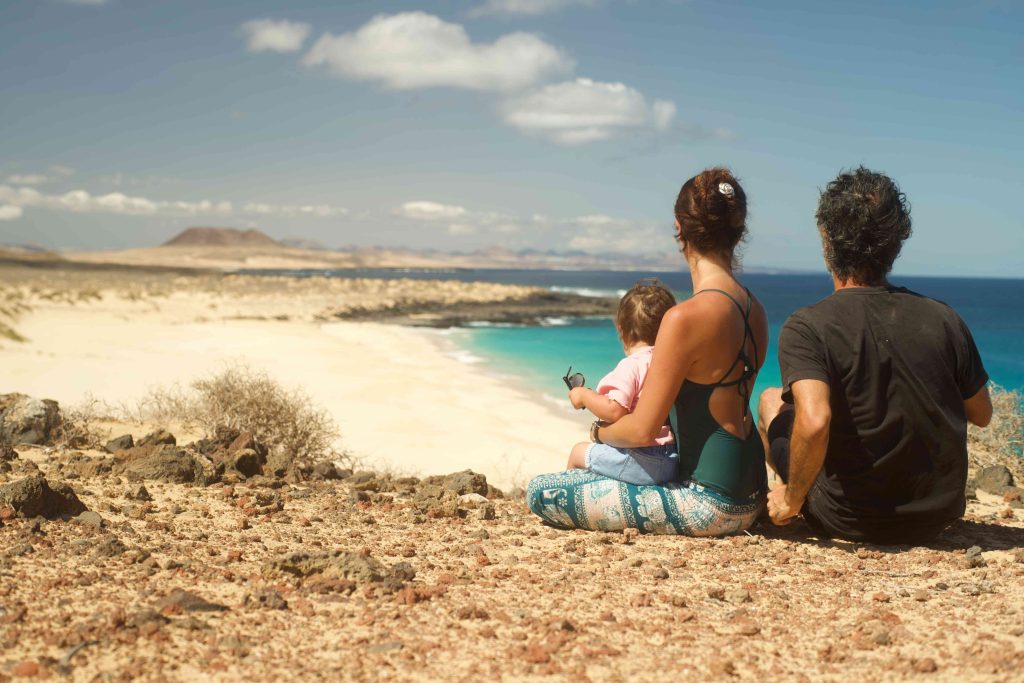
[968,384,1024,481]
[135,365,350,466]
[55,397,109,450]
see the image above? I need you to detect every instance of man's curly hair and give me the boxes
[816,167,912,283]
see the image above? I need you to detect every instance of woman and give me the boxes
[527,167,769,535]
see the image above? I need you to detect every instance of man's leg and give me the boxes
[758,388,785,461]
[757,387,794,482]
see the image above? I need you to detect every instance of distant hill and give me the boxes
[279,238,329,251]
[162,227,281,248]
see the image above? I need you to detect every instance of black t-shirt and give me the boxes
[778,286,988,543]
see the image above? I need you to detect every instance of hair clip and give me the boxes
[718,182,735,198]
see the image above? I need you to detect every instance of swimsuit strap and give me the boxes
[693,287,759,417]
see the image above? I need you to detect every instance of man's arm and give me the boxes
[964,384,993,428]
[767,379,831,525]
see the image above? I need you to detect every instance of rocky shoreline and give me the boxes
[332,290,616,328]
[0,262,614,336]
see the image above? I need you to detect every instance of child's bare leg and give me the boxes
[567,442,590,470]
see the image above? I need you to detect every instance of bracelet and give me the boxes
[590,420,602,444]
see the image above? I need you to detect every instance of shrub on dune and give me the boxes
[135,364,348,468]
[969,384,1024,481]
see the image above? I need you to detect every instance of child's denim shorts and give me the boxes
[585,443,679,486]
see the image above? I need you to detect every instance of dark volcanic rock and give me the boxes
[94,536,129,557]
[976,465,1014,494]
[192,429,268,478]
[137,429,177,448]
[113,445,199,483]
[125,484,153,501]
[105,434,135,453]
[156,589,228,613]
[0,394,62,445]
[0,441,16,462]
[244,589,289,610]
[311,461,341,480]
[333,290,617,328]
[56,452,114,479]
[443,470,489,496]
[0,474,86,519]
[232,449,262,477]
[75,510,106,529]
[263,550,388,583]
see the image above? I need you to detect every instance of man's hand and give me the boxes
[569,387,587,410]
[766,484,802,526]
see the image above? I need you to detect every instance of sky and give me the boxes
[0,0,1021,276]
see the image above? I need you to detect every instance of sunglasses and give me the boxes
[563,366,586,390]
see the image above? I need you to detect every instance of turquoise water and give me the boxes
[259,267,1023,413]
[448,272,1024,418]
[457,316,789,419]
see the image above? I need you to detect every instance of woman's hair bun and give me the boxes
[674,167,747,260]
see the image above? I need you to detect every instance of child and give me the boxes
[566,279,679,485]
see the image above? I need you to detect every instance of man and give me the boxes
[758,167,993,544]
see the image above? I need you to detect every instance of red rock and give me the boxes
[735,620,761,636]
[12,660,40,676]
[1000,508,1014,519]
[873,592,890,603]
[913,657,938,673]
[522,643,551,664]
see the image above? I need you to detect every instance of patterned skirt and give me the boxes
[526,469,764,536]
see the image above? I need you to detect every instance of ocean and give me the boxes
[258,268,1024,415]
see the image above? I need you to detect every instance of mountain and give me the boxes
[279,238,329,251]
[162,227,281,248]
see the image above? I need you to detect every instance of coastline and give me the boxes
[0,263,592,490]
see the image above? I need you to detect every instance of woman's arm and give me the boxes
[597,305,695,448]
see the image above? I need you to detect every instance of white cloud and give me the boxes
[244,202,348,218]
[447,223,477,235]
[241,19,312,54]
[0,185,345,220]
[499,78,677,144]
[50,165,75,177]
[566,218,668,254]
[302,12,573,92]
[652,100,677,131]
[0,205,23,221]
[394,201,468,221]
[470,0,599,17]
[6,174,49,186]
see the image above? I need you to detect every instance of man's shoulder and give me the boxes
[781,295,840,332]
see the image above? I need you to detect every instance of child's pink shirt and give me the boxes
[595,345,674,446]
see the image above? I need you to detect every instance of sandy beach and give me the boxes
[0,264,592,490]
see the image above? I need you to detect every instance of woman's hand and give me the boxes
[568,387,587,410]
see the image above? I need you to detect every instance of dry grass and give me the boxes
[969,384,1024,481]
[54,396,110,451]
[133,365,351,468]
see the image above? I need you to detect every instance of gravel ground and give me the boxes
[2,446,1023,682]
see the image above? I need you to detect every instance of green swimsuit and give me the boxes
[670,287,767,501]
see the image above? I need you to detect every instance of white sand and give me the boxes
[0,300,588,490]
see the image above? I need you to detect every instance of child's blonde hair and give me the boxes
[616,278,677,347]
